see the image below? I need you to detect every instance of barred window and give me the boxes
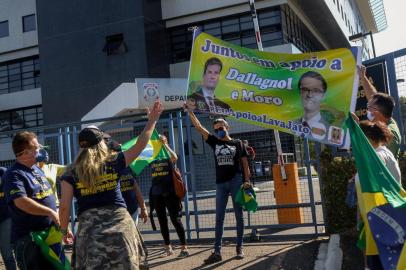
[0,106,43,132]
[0,56,40,94]
[168,7,283,63]
[280,5,323,53]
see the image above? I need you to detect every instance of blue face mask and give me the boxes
[36,149,49,163]
[214,129,227,139]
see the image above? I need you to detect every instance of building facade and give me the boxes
[0,0,387,165]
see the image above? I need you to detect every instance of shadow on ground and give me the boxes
[147,238,323,270]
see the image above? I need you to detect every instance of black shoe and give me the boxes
[236,247,244,259]
[204,252,222,264]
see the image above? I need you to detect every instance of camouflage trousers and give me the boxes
[73,206,139,270]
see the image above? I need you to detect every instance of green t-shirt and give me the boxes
[387,118,401,160]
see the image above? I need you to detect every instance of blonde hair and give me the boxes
[73,141,113,189]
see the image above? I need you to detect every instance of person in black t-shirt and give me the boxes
[149,134,189,258]
[186,107,251,264]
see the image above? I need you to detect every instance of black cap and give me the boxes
[78,125,104,148]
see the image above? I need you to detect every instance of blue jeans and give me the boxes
[0,219,16,270]
[214,174,244,253]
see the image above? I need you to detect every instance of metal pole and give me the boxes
[64,127,76,234]
[314,142,327,232]
[185,114,201,239]
[176,111,192,240]
[57,128,65,165]
[249,0,286,179]
[368,31,376,58]
[303,138,318,237]
[168,113,176,150]
[72,126,79,158]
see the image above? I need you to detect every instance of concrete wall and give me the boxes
[36,0,168,125]
[0,0,38,54]
[0,88,41,111]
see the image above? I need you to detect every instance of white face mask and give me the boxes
[367,110,375,121]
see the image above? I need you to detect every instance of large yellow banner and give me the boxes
[186,30,360,147]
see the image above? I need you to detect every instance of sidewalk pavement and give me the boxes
[0,239,324,270]
[144,239,323,270]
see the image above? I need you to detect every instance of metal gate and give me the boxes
[0,110,325,241]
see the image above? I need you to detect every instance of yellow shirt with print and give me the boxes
[40,164,66,207]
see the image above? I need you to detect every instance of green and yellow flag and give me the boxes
[347,115,406,269]
[31,226,70,270]
[121,129,170,175]
[235,186,258,212]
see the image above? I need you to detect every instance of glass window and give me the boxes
[259,10,279,19]
[242,36,256,46]
[0,56,40,94]
[22,78,35,89]
[0,21,9,38]
[0,106,42,131]
[0,83,8,94]
[9,81,22,92]
[260,16,280,27]
[222,18,239,26]
[8,67,20,76]
[222,23,239,34]
[22,14,36,32]
[205,28,221,36]
[103,33,128,55]
[204,21,220,30]
[168,7,279,63]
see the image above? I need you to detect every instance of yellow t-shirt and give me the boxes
[40,164,66,207]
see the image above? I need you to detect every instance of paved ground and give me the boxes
[0,230,365,269]
[143,239,324,270]
[138,178,324,240]
[0,178,327,269]
[0,238,325,270]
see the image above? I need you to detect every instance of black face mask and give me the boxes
[106,139,122,152]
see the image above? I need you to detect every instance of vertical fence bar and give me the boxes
[168,113,175,150]
[185,114,200,239]
[72,126,79,158]
[315,142,327,232]
[57,128,65,165]
[385,54,405,136]
[64,127,76,234]
[176,111,191,240]
[303,138,318,237]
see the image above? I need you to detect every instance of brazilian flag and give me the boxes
[121,129,170,175]
[30,226,70,270]
[347,115,406,270]
[235,186,258,212]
